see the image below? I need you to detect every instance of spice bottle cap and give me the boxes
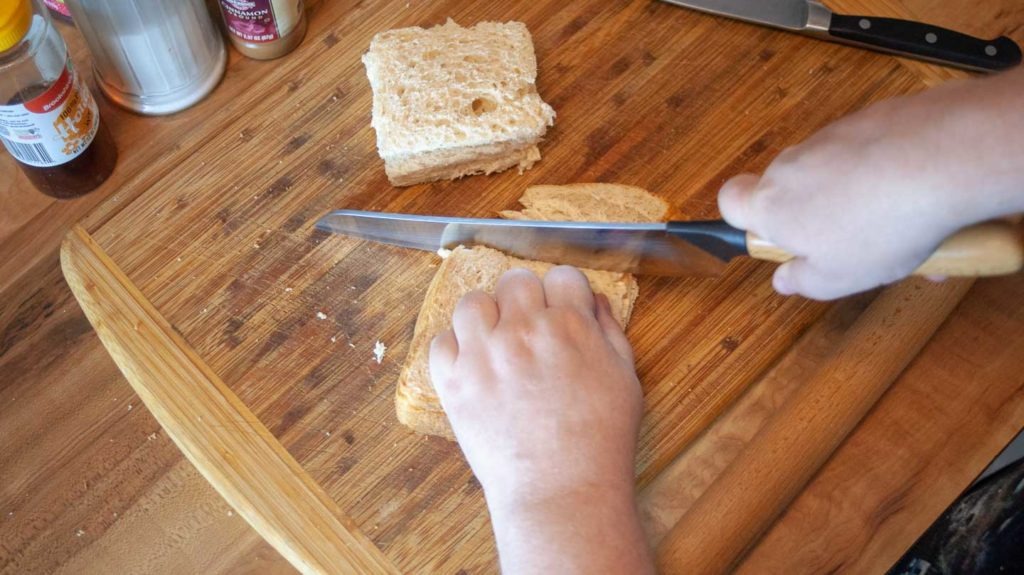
[0,0,32,52]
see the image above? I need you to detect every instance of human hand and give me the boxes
[429,266,652,574]
[429,266,642,505]
[718,69,1024,300]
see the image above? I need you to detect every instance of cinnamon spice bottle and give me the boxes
[0,0,116,199]
[217,0,307,60]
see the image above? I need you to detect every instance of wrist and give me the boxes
[485,477,637,521]
[485,479,654,574]
[926,74,1024,226]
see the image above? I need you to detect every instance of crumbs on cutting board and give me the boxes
[373,340,386,364]
[316,311,328,320]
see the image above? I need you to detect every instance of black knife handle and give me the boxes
[828,14,1021,72]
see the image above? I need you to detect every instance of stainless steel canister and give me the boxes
[64,0,226,115]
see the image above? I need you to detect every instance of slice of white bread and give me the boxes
[396,184,673,439]
[362,19,556,186]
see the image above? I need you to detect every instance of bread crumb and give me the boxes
[330,336,337,343]
[373,340,386,364]
[325,431,331,436]
[436,248,452,259]
[348,342,356,348]
[127,404,133,411]
[316,311,328,320]
[148,432,157,441]
[284,287,293,292]
[75,528,85,537]
[227,510,234,517]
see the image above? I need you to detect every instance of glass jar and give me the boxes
[65,0,227,116]
[217,0,307,60]
[0,0,116,199]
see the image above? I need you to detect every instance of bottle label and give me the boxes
[220,0,302,43]
[42,0,71,18]
[0,61,100,168]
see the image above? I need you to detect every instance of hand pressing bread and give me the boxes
[395,184,673,438]
[429,266,654,575]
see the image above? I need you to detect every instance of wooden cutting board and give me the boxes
[60,0,962,572]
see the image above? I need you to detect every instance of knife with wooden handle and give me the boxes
[315,210,1024,279]
[660,0,1022,73]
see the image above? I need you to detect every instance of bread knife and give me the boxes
[659,0,1021,72]
[314,210,1023,278]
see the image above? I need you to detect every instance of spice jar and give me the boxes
[65,0,227,116]
[0,0,116,199]
[217,0,307,60]
[41,0,72,24]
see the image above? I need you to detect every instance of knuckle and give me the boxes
[546,265,587,285]
[500,267,541,288]
[456,290,493,314]
[545,306,591,335]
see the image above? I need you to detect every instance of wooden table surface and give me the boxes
[2,1,1022,573]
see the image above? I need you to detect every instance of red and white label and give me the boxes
[0,61,100,167]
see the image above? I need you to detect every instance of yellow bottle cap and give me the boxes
[0,0,32,53]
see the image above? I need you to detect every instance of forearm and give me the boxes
[921,66,1024,224]
[487,482,654,574]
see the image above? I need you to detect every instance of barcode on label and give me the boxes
[3,139,55,165]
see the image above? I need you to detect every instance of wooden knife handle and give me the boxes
[746,221,1024,277]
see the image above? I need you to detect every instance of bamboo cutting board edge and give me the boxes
[60,225,398,575]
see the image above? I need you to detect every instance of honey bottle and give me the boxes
[0,0,116,199]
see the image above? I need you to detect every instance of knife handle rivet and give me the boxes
[858,18,871,30]
[985,45,998,56]
[925,32,938,44]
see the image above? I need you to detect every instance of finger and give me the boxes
[429,329,459,394]
[595,294,635,363]
[717,173,761,232]
[543,266,596,317]
[772,259,860,301]
[452,290,499,339]
[494,268,546,320]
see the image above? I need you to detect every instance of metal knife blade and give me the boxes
[314,210,732,277]
[659,0,832,33]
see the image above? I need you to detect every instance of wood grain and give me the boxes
[638,292,876,545]
[656,277,971,574]
[746,221,1024,277]
[1,0,1022,573]
[60,225,396,575]
[735,273,1024,573]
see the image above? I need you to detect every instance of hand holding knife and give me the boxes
[315,211,1024,280]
